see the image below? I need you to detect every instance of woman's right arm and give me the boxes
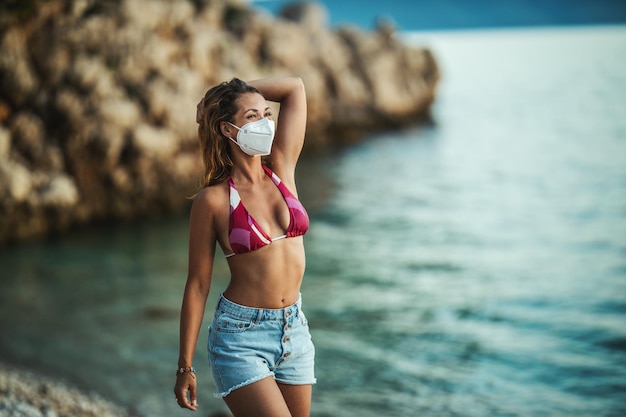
[174,189,217,411]
[248,77,307,182]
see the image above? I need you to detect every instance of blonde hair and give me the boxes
[196,78,260,187]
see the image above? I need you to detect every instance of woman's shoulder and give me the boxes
[192,180,229,212]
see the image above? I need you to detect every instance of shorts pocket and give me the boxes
[214,311,256,333]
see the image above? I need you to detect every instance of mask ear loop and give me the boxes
[227,136,239,147]
[227,122,241,131]
[225,122,241,147]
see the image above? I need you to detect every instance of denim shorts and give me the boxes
[207,294,316,398]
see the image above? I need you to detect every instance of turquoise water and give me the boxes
[254,0,626,30]
[1,26,626,417]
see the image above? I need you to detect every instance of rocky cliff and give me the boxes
[0,0,439,244]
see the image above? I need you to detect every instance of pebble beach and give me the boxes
[0,363,133,417]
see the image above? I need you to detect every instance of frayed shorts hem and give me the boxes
[213,372,275,398]
[214,374,317,398]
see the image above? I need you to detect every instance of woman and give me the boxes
[173,77,315,417]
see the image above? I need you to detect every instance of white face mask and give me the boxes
[227,118,275,157]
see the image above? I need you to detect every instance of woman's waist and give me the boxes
[215,292,303,321]
[223,275,303,309]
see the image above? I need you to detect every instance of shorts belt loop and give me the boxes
[255,309,263,324]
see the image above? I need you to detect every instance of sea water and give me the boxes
[1,25,625,417]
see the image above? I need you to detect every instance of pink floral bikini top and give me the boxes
[225,165,309,258]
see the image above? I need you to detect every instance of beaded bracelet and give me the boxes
[176,366,196,378]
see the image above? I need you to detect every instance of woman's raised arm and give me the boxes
[248,77,307,179]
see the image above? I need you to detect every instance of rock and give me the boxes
[132,123,178,161]
[0,0,439,244]
[260,20,312,70]
[0,159,33,203]
[0,100,11,124]
[0,28,39,106]
[280,2,328,33]
[0,126,11,159]
[122,0,194,31]
[99,97,142,131]
[39,174,79,207]
[10,113,45,165]
[69,55,120,99]
[54,88,86,126]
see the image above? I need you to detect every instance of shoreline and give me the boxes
[0,362,135,417]
[0,362,234,417]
